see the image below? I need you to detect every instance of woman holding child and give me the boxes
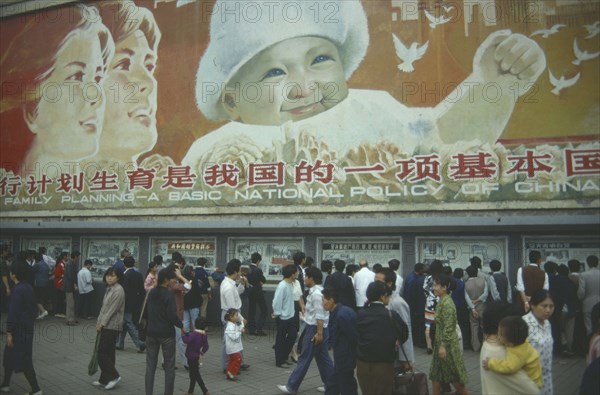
[479,302,540,395]
[522,290,555,395]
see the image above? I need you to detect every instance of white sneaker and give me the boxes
[91,381,103,387]
[0,386,9,393]
[37,311,48,320]
[104,377,121,390]
[54,313,66,318]
[317,386,325,393]
[30,391,43,395]
[277,385,296,394]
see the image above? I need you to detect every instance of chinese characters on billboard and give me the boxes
[0,0,598,215]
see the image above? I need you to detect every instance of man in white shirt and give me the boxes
[278,266,333,394]
[516,250,549,312]
[220,259,249,372]
[354,260,375,308]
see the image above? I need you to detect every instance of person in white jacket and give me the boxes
[224,308,244,381]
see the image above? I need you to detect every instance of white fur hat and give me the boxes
[195,0,369,121]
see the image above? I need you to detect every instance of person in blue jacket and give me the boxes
[322,287,359,395]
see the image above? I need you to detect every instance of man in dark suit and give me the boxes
[324,260,356,310]
[323,287,359,395]
[116,256,146,352]
[247,252,268,336]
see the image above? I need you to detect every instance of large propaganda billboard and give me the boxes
[0,0,598,216]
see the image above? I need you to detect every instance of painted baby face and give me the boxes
[223,36,348,125]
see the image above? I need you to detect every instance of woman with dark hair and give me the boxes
[0,4,114,175]
[480,302,539,395]
[430,274,469,395]
[144,261,159,292]
[93,267,125,390]
[0,263,42,395]
[183,264,202,333]
[523,289,554,395]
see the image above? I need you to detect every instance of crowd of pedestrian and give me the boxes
[0,243,598,395]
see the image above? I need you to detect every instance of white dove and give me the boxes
[572,38,600,65]
[424,9,451,29]
[442,5,455,13]
[549,70,580,95]
[392,34,429,73]
[530,24,566,38]
[584,21,600,39]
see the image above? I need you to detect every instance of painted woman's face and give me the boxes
[223,36,348,125]
[102,30,158,159]
[29,28,106,159]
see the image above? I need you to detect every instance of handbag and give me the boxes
[88,332,101,376]
[137,291,150,342]
[393,343,429,395]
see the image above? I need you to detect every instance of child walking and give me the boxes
[224,308,244,381]
[482,316,543,389]
[182,317,211,395]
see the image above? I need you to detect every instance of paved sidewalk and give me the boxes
[0,316,587,395]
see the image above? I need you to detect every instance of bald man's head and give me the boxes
[359,260,368,267]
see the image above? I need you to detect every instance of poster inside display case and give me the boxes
[417,237,507,272]
[0,237,13,252]
[82,237,139,279]
[229,238,303,281]
[319,239,402,268]
[523,237,600,270]
[20,237,71,266]
[150,238,216,269]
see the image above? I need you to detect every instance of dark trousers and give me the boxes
[456,306,471,350]
[187,358,208,394]
[1,365,40,393]
[98,328,120,384]
[54,289,65,314]
[326,367,358,395]
[78,291,95,318]
[275,316,297,366]
[145,336,176,395]
[411,310,426,348]
[248,292,267,333]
